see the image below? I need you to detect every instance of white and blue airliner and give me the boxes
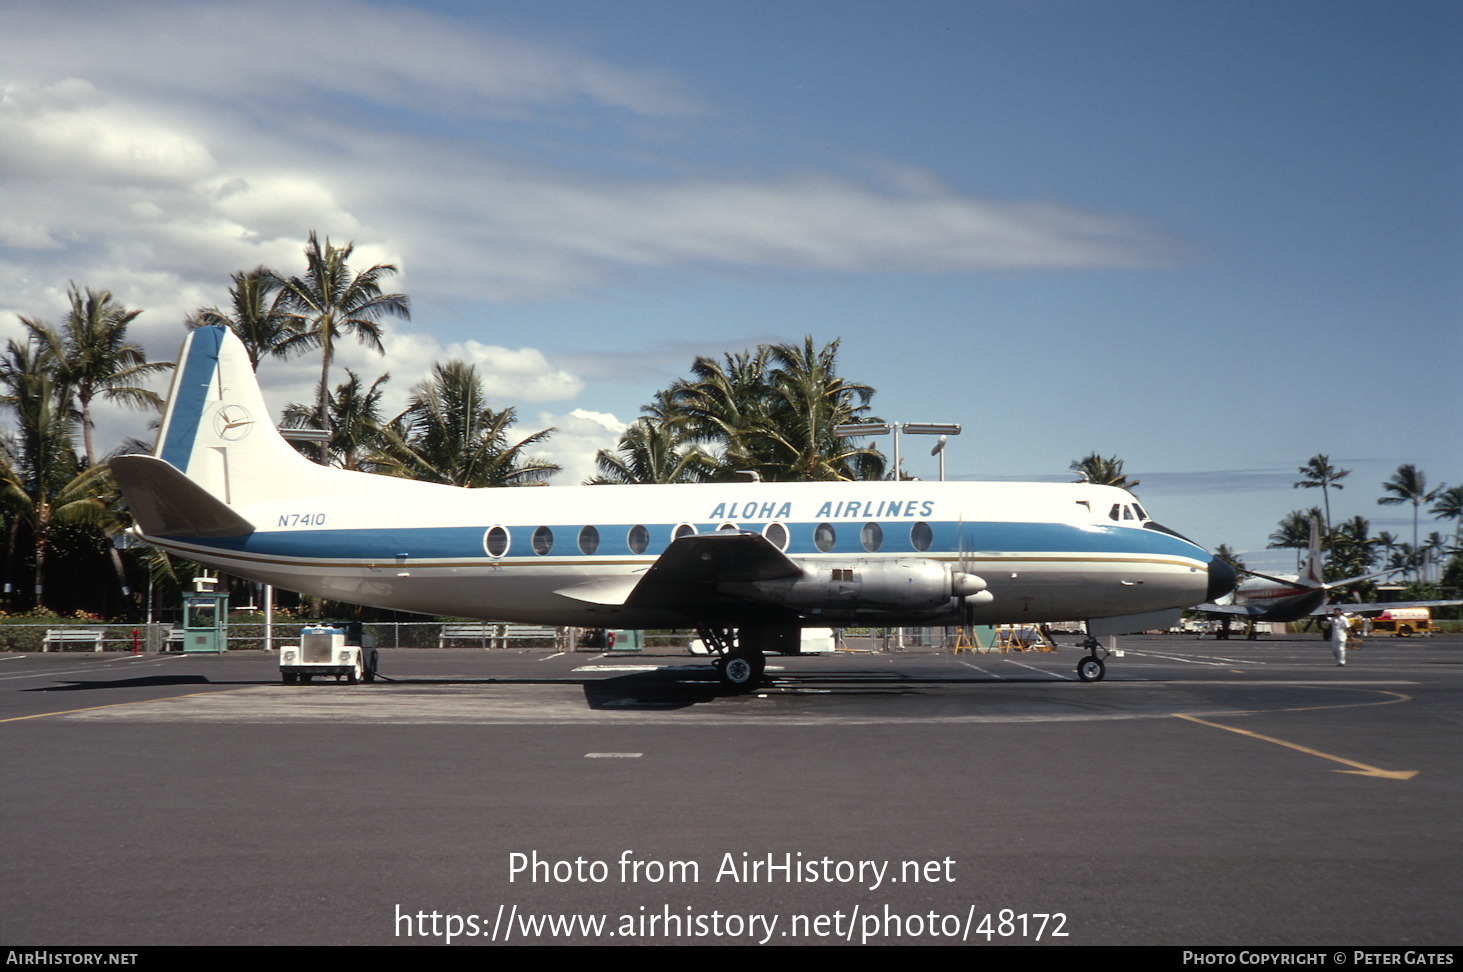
[111,327,1237,689]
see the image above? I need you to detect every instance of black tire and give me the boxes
[1077,655,1105,682]
[717,652,765,692]
[282,672,297,685]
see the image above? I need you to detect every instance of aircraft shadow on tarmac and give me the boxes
[576,665,1067,710]
[25,674,213,693]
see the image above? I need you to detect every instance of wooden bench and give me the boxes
[43,628,107,652]
[438,623,560,649]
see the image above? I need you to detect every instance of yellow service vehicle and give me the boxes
[1369,608,1430,637]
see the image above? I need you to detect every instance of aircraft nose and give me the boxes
[1206,556,1238,601]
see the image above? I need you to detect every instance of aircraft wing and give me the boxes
[1190,602,1265,618]
[554,532,804,622]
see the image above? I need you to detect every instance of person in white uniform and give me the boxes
[1330,607,1349,666]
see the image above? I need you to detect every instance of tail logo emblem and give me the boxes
[214,404,254,441]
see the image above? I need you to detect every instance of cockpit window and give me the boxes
[1122,505,1134,520]
[1132,503,1148,520]
[1109,504,1122,521]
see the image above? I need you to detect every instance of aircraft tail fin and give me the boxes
[1301,517,1326,587]
[145,326,349,507]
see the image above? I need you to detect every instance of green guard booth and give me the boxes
[182,576,228,653]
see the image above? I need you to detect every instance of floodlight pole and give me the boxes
[832,422,961,481]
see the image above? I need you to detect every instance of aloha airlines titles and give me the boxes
[709,500,936,521]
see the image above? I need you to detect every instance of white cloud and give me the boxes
[0,0,1179,349]
[0,0,1182,465]
[526,408,628,487]
[2,1,699,119]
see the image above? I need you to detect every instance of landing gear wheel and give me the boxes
[716,652,765,692]
[1077,655,1106,682]
[282,672,297,685]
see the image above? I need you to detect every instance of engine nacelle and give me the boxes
[723,559,986,612]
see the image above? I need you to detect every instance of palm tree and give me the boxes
[377,360,559,487]
[1420,531,1447,583]
[276,232,410,446]
[1329,515,1378,583]
[1268,507,1324,570]
[1374,530,1399,569]
[1431,484,1462,550]
[1293,454,1350,547]
[661,338,885,482]
[664,347,775,476]
[1070,452,1140,490]
[187,267,298,372]
[1378,464,1439,578]
[0,340,118,608]
[588,419,714,485]
[281,370,391,471]
[21,284,171,465]
[760,337,885,481]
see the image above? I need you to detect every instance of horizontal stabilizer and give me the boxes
[110,455,256,538]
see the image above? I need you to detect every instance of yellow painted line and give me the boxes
[1172,712,1418,779]
[0,688,247,723]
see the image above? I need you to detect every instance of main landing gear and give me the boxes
[1076,636,1108,683]
[698,627,766,693]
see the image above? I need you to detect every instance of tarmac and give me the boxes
[3,632,1460,946]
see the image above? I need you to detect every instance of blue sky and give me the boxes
[1,0,1458,572]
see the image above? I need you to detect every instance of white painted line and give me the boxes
[1123,650,1251,667]
[585,753,643,758]
[956,660,1003,679]
[572,664,786,673]
[1002,658,1073,680]
[573,665,664,672]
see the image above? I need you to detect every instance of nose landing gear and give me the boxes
[1076,636,1109,682]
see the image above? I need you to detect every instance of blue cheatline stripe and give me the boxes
[160,519,1208,562]
[157,327,225,472]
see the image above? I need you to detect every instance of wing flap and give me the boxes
[553,575,643,606]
